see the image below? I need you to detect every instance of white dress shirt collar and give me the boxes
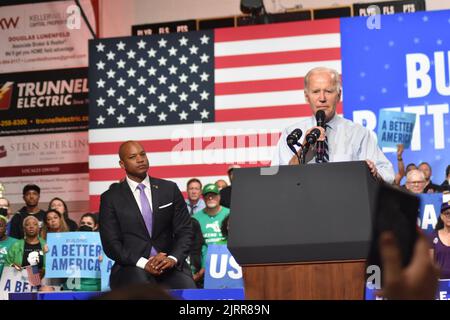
[126,174,151,192]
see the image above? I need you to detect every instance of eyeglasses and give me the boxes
[407,180,425,185]
[442,211,450,217]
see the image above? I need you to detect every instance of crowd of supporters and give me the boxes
[0,156,449,293]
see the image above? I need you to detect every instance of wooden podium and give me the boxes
[228,162,379,300]
[242,260,366,300]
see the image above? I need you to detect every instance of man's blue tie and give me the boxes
[137,183,157,256]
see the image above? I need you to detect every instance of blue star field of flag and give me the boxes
[88,30,215,129]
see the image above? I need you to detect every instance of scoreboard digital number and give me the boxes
[132,19,196,36]
[353,0,426,16]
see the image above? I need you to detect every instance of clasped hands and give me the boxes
[144,252,176,276]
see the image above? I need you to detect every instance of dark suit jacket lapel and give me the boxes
[120,180,149,238]
[149,177,159,236]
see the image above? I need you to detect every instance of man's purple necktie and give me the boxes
[137,183,157,256]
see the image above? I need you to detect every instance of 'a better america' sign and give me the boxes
[45,232,102,278]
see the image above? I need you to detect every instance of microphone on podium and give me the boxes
[286,128,303,163]
[315,110,326,161]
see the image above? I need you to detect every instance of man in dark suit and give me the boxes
[99,140,195,289]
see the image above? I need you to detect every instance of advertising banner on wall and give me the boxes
[0,0,95,73]
[0,68,88,136]
[0,131,88,205]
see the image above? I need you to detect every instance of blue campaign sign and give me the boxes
[366,279,450,300]
[417,193,443,233]
[341,10,450,183]
[377,110,416,148]
[204,244,243,289]
[437,279,450,300]
[100,253,114,292]
[45,232,103,278]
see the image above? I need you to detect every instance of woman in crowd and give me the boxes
[48,197,78,231]
[6,216,46,276]
[78,213,99,232]
[429,201,450,279]
[40,209,70,240]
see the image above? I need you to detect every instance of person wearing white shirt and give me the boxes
[271,67,394,183]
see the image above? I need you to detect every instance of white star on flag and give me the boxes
[117,114,126,123]
[107,88,116,97]
[116,41,125,50]
[137,76,147,86]
[199,72,209,81]
[117,59,126,69]
[117,78,126,87]
[168,47,178,56]
[168,83,178,93]
[137,113,147,122]
[189,64,199,73]
[147,48,157,57]
[147,66,157,76]
[179,110,188,120]
[106,69,115,78]
[189,45,198,55]
[200,90,209,100]
[137,58,146,67]
[97,115,105,125]
[127,49,136,59]
[179,55,188,64]
[106,106,116,115]
[137,95,147,104]
[127,68,136,77]
[127,86,136,96]
[158,56,167,66]
[137,39,146,49]
[96,43,105,52]
[179,92,188,101]
[158,38,167,47]
[168,65,178,74]
[200,53,209,63]
[96,61,105,70]
[179,74,188,83]
[189,101,199,110]
[179,36,188,46]
[127,105,136,114]
[158,93,167,103]
[158,112,168,121]
[200,34,209,44]
[168,102,178,112]
[147,104,157,113]
[158,75,167,84]
[147,85,157,94]
[106,51,115,60]
[97,79,105,88]
[117,96,125,105]
[189,82,199,92]
[97,97,105,106]
[200,109,209,119]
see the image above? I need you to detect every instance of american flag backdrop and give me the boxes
[88,19,342,211]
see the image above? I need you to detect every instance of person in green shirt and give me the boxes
[192,183,230,283]
[0,215,18,277]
